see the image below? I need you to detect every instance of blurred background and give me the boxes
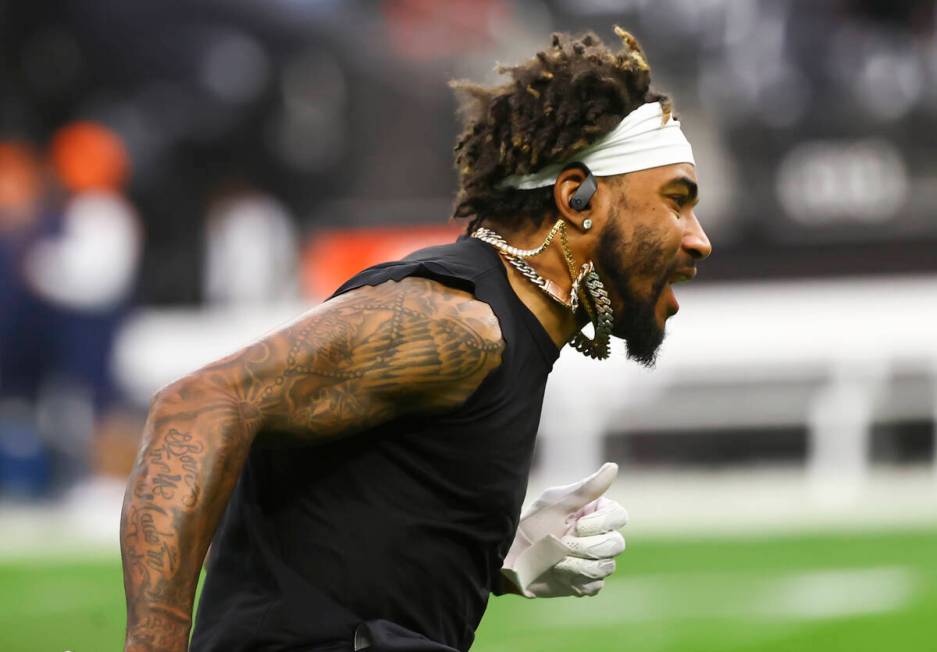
[0,0,935,650]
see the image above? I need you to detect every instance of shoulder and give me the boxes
[402,237,502,278]
[330,276,502,341]
[166,275,503,440]
[323,276,505,412]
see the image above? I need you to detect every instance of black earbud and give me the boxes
[562,162,597,212]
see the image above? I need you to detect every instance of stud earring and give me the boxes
[582,218,593,231]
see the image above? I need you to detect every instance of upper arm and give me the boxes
[187,276,504,440]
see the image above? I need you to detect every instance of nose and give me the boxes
[683,212,712,261]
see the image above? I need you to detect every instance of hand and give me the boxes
[500,463,628,598]
[525,495,628,597]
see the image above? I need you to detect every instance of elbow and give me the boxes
[146,379,189,423]
[146,373,255,442]
[141,376,193,433]
[149,372,216,414]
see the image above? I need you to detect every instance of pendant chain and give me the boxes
[471,222,614,359]
[473,226,571,307]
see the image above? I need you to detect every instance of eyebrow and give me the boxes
[660,176,700,205]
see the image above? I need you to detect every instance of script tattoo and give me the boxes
[137,429,203,506]
[120,277,504,651]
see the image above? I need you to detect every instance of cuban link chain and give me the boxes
[471,222,613,359]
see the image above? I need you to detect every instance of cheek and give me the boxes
[658,209,685,251]
[628,219,679,280]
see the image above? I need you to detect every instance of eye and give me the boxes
[668,194,689,209]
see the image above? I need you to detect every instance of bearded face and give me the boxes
[595,215,677,367]
[588,164,709,367]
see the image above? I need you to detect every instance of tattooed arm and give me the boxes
[120,277,504,652]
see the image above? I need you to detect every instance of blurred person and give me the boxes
[0,122,143,497]
[121,27,710,652]
[21,187,145,498]
[0,142,44,378]
[37,122,143,496]
[0,142,43,378]
[0,141,50,497]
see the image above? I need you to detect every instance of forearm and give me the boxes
[121,379,253,652]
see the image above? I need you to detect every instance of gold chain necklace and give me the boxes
[471,221,613,359]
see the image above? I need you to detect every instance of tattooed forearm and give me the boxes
[125,606,192,652]
[139,429,202,507]
[120,277,503,651]
[122,400,244,651]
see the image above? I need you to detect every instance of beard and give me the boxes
[594,217,676,368]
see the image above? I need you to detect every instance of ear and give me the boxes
[553,164,600,233]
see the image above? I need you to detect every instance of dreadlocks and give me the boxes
[450,26,671,233]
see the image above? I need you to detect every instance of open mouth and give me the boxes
[664,268,697,316]
[663,283,679,315]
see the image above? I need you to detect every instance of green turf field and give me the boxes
[2,528,935,651]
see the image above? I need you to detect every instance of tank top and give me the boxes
[190,236,560,652]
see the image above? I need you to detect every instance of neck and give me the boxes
[479,218,587,349]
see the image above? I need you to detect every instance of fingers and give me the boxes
[553,556,615,598]
[565,462,619,509]
[561,530,625,560]
[553,555,616,581]
[574,579,604,597]
[575,498,629,537]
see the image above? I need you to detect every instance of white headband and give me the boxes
[501,101,695,190]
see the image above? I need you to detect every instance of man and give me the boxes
[121,27,711,652]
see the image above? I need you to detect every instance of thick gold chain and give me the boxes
[471,222,614,359]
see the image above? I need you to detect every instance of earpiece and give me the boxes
[562,162,598,212]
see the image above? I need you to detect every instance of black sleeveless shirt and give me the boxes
[191,237,559,652]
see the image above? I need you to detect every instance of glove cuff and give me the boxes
[500,534,570,597]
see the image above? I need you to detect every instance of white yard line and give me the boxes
[527,566,917,626]
[757,567,914,620]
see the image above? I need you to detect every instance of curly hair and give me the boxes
[450,26,671,233]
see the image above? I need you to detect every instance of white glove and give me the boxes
[501,463,628,598]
